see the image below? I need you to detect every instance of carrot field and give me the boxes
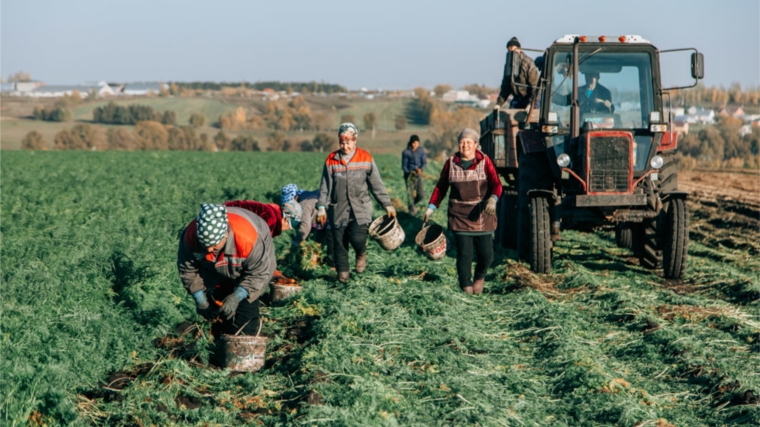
[1,151,759,426]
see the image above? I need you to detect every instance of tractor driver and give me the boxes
[578,71,614,113]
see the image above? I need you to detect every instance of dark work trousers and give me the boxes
[331,221,369,273]
[453,233,494,289]
[314,226,334,267]
[404,173,425,211]
[202,273,261,339]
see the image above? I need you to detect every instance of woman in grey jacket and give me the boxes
[317,123,396,283]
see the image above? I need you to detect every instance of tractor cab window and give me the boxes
[549,50,654,131]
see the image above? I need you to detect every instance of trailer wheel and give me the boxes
[637,214,663,270]
[663,198,688,279]
[529,196,552,274]
[615,223,634,249]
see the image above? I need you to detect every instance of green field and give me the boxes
[2,151,759,426]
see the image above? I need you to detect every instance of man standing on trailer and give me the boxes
[496,37,539,109]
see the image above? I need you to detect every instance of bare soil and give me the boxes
[681,169,760,255]
[681,169,760,209]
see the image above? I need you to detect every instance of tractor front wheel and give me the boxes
[663,198,688,279]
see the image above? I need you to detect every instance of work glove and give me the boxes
[422,206,435,223]
[485,196,498,216]
[220,286,248,321]
[495,97,505,107]
[386,205,397,218]
[193,290,216,321]
[416,168,423,175]
[317,206,327,225]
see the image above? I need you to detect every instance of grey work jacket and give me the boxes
[177,207,276,302]
[318,148,392,228]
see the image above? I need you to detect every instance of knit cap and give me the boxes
[507,37,521,49]
[197,203,228,247]
[458,128,480,143]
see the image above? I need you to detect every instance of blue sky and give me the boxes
[2,0,758,90]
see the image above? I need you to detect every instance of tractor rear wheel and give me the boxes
[615,223,634,249]
[529,196,552,274]
[663,198,688,279]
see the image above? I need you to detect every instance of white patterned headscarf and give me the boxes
[338,123,358,137]
[197,203,228,247]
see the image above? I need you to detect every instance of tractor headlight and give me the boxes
[650,155,664,169]
[557,153,571,168]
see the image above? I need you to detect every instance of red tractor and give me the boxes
[480,35,703,279]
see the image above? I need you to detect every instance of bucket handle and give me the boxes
[369,214,393,238]
[234,317,264,337]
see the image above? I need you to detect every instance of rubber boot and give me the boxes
[462,286,474,294]
[355,254,367,274]
[473,278,485,295]
[338,271,350,283]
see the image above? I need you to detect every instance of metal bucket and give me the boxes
[415,224,447,260]
[369,215,405,251]
[270,283,303,302]
[221,320,267,372]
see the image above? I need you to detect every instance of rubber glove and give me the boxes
[317,206,327,225]
[220,286,248,320]
[193,290,216,321]
[386,205,397,218]
[485,196,498,216]
[422,204,436,223]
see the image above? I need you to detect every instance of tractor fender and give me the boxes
[661,191,689,202]
[518,129,544,154]
[527,189,555,200]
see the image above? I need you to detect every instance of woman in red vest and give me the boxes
[424,128,503,294]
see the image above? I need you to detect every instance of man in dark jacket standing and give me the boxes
[496,37,539,109]
[401,135,427,215]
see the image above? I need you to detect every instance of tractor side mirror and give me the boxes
[691,52,704,80]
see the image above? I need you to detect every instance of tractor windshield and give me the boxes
[549,50,655,131]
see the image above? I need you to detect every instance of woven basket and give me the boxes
[369,215,405,251]
[415,224,447,260]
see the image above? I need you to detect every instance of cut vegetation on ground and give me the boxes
[1,152,758,426]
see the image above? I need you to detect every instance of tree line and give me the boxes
[21,122,338,153]
[92,102,177,125]
[406,87,481,157]
[679,116,760,168]
[31,91,83,122]
[218,96,332,132]
[172,81,346,94]
[675,83,760,107]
